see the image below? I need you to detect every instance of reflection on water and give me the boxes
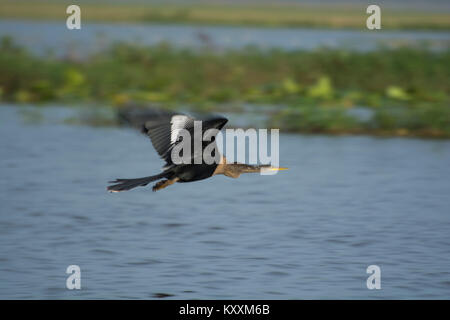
[0,19,449,57]
[0,105,450,299]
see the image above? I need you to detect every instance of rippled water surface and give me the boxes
[0,105,450,299]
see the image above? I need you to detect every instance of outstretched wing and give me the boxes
[142,111,228,167]
[141,111,194,165]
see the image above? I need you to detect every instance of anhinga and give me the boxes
[107,111,287,192]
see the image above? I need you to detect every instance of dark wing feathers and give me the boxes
[142,121,173,163]
[142,111,228,166]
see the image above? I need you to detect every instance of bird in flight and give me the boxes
[107,111,287,192]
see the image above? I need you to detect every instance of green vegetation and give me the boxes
[1,0,450,30]
[0,38,449,137]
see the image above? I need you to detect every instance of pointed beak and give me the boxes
[264,167,288,172]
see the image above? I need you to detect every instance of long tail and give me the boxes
[107,172,166,192]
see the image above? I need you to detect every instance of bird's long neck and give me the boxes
[213,156,265,178]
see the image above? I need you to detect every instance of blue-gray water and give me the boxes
[0,105,449,299]
[1,19,449,57]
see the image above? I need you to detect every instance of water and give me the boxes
[1,19,449,57]
[0,105,450,299]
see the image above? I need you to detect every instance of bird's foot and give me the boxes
[152,180,168,192]
[152,178,179,192]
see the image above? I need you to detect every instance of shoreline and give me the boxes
[1,1,450,31]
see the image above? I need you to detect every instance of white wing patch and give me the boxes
[170,115,191,144]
